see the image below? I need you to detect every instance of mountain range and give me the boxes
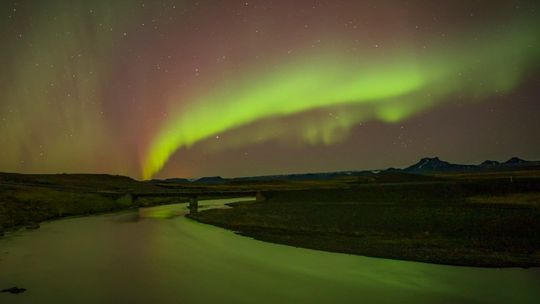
[156,157,540,183]
[404,157,540,173]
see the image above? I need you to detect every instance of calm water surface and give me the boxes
[1,198,539,303]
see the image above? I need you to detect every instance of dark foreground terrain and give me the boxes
[189,171,540,267]
[0,173,186,233]
[2,167,540,268]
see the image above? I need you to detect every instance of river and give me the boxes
[1,198,539,303]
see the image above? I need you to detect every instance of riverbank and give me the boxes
[0,173,186,235]
[189,179,540,268]
[3,171,540,268]
[0,189,186,235]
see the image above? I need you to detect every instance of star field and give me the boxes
[1,0,539,179]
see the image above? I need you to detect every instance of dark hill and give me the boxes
[404,157,474,173]
[480,160,501,167]
[195,176,226,184]
[0,172,142,191]
[504,157,532,165]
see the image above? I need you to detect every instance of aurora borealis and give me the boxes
[1,1,540,179]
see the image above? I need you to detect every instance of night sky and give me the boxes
[1,0,539,179]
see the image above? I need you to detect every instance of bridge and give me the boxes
[102,190,266,214]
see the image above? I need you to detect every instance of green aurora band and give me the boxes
[143,19,540,179]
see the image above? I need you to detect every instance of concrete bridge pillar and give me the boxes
[189,196,198,214]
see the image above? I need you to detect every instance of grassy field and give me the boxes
[468,193,540,205]
[189,174,540,267]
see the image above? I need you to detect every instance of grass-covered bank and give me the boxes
[0,186,187,234]
[0,173,186,234]
[189,179,540,268]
